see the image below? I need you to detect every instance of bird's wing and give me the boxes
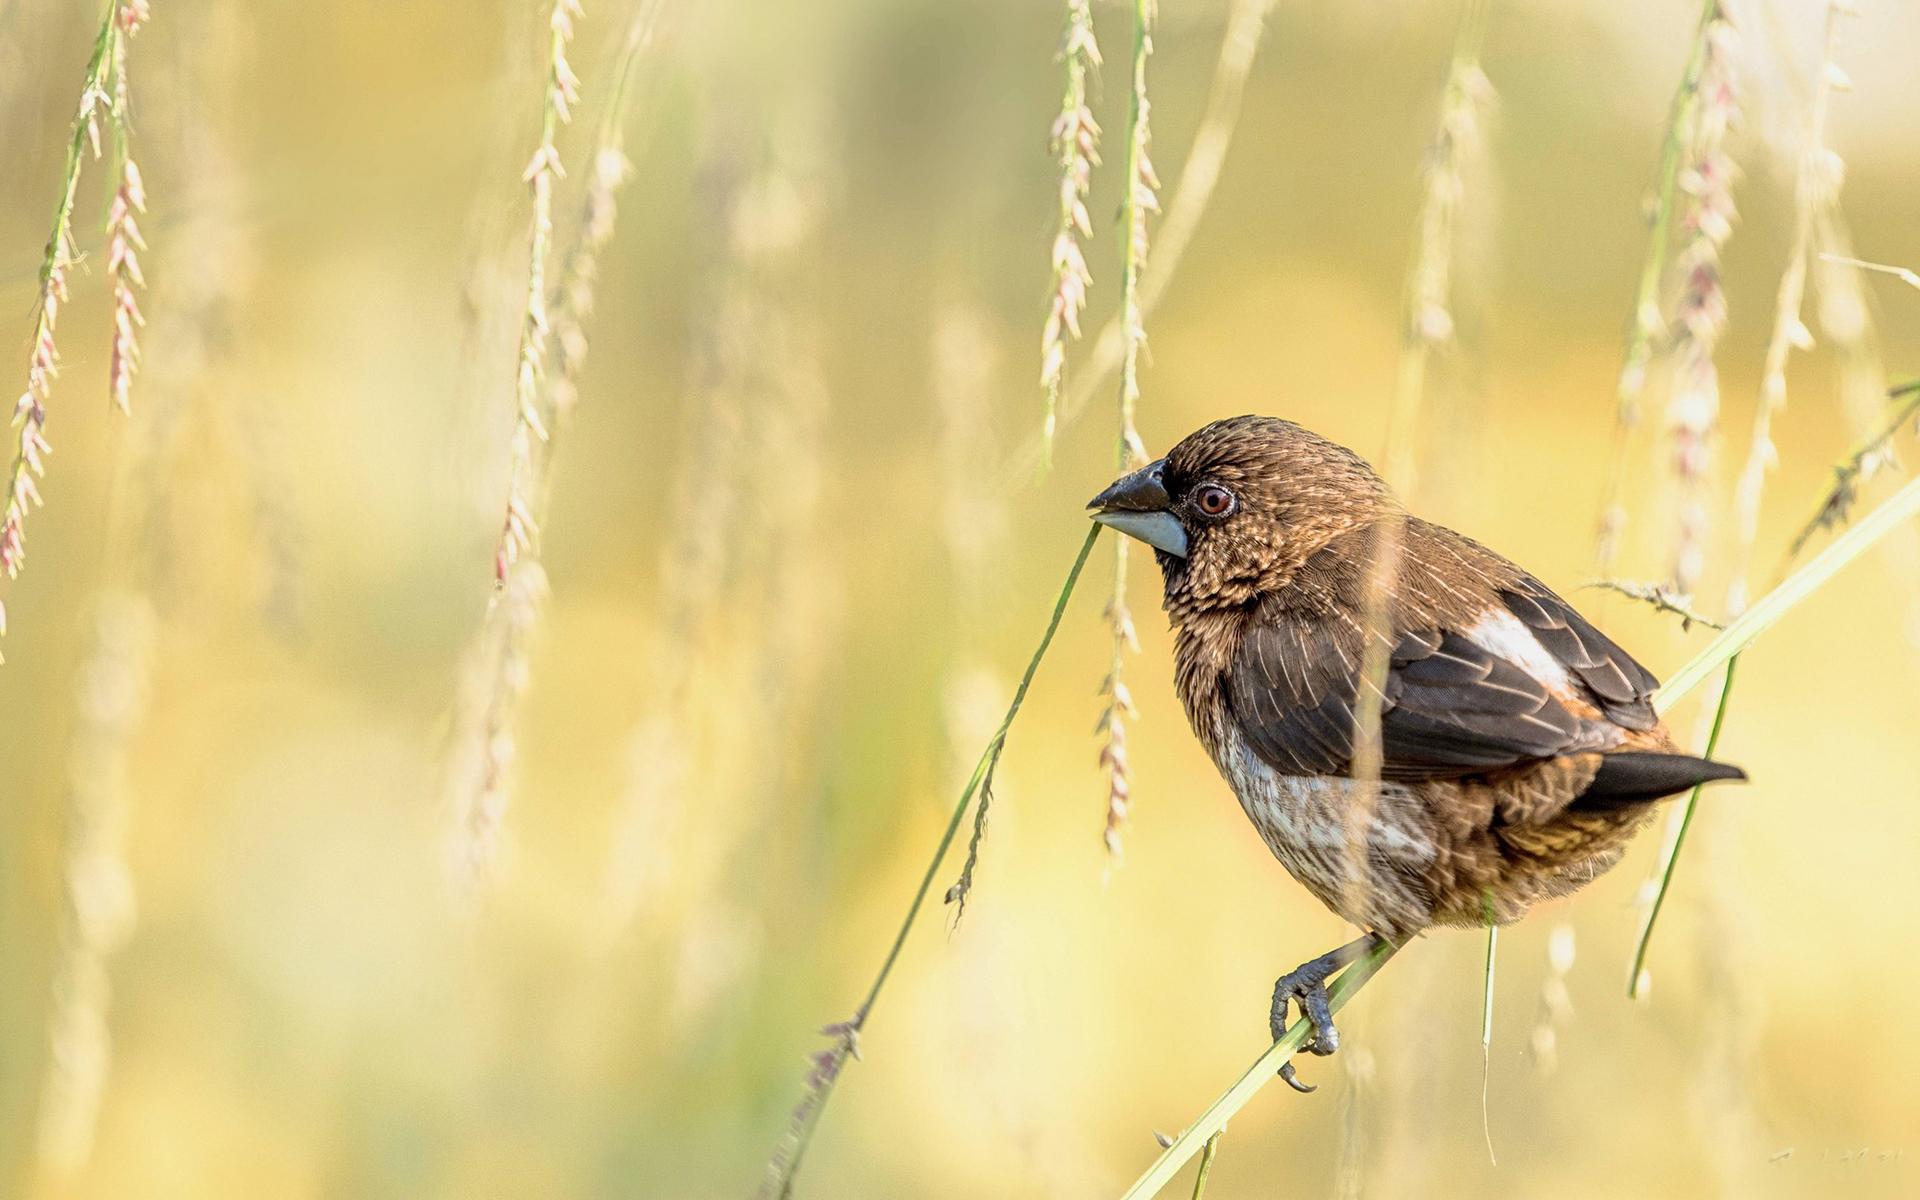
[1404,518,1661,731]
[1227,611,1610,782]
[1497,577,1660,730]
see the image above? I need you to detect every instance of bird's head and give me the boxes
[1087,415,1388,612]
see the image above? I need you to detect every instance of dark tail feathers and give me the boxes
[1578,751,1747,808]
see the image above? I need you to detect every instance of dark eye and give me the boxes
[1194,485,1235,517]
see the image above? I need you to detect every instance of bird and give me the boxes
[1087,414,1745,1090]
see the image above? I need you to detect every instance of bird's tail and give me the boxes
[1577,751,1747,808]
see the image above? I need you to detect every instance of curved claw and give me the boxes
[1266,935,1383,1092]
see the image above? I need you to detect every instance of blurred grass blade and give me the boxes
[1119,938,1399,1200]
[1652,468,1920,711]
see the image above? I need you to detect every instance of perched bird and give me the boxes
[1088,415,1744,1089]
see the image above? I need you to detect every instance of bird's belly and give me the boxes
[1215,730,1440,934]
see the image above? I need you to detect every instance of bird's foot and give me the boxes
[1270,964,1339,1094]
[1268,933,1383,1094]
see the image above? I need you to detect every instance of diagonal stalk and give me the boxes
[1627,656,1736,997]
[1651,469,1920,708]
[1627,399,1920,992]
[761,525,1102,1198]
[1120,938,1400,1200]
[1124,464,1920,1197]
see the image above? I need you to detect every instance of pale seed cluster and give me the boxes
[496,0,584,587]
[551,146,633,423]
[36,594,153,1174]
[107,1,151,418]
[1597,2,1729,575]
[106,159,147,416]
[758,1014,863,1200]
[447,0,593,896]
[1038,0,1101,467]
[450,560,550,891]
[1099,0,1158,859]
[1405,61,1493,353]
[1528,923,1578,1074]
[1663,7,1740,598]
[3,1,150,657]
[1350,10,1493,918]
[1114,0,1159,473]
[1097,593,1139,858]
[1728,1,1854,612]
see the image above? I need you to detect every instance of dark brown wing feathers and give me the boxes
[1381,630,1597,771]
[1227,519,1658,786]
[1499,579,1660,730]
[1227,618,1610,783]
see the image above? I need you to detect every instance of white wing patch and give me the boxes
[1463,608,1573,694]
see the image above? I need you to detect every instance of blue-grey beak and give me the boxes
[1087,457,1188,558]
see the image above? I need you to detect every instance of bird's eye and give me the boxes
[1194,485,1235,517]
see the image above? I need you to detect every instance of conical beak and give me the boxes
[1087,457,1188,558]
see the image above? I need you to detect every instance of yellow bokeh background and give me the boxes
[2,1,1918,1196]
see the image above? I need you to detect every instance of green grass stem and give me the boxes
[762,525,1102,1197]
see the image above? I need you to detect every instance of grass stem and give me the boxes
[1128,454,1920,1196]
[1784,380,1920,565]
[1189,1129,1224,1199]
[1653,468,1920,709]
[1480,914,1497,1166]
[1,0,139,657]
[761,525,1103,1198]
[1628,656,1736,998]
[1120,937,1399,1200]
[1097,0,1157,857]
[493,0,583,589]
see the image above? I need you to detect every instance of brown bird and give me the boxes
[1089,415,1744,1089]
